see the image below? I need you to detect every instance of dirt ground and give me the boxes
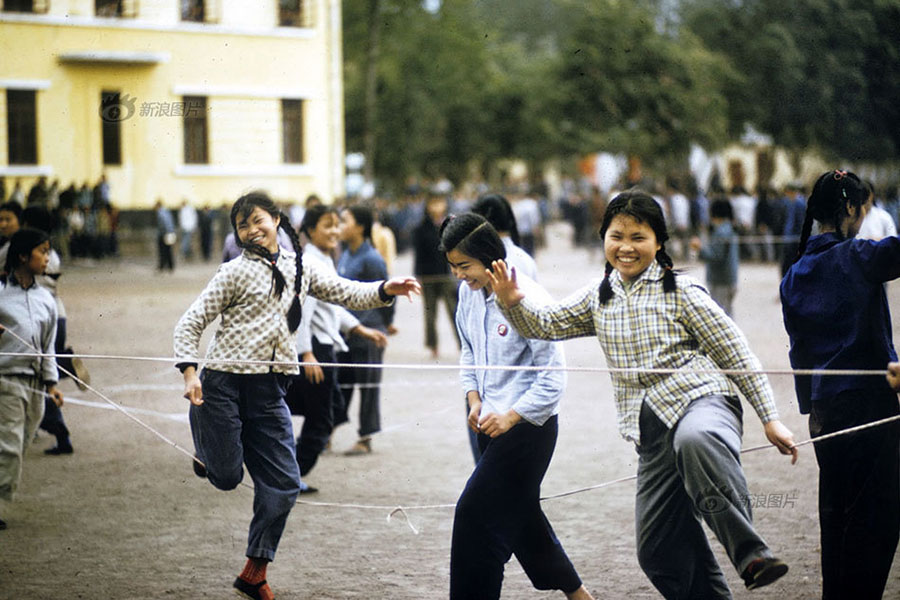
[2,222,898,599]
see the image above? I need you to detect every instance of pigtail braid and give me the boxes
[656,247,677,293]
[598,261,615,305]
[793,210,815,264]
[279,212,304,333]
[240,240,287,298]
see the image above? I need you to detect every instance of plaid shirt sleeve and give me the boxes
[502,281,599,341]
[679,282,780,424]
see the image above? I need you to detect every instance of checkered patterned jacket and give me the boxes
[174,249,390,375]
[500,261,779,443]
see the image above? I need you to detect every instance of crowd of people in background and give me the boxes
[0,175,120,262]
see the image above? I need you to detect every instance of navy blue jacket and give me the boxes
[781,232,900,413]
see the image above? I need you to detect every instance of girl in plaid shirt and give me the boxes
[174,192,419,600]
[489,191,798,598]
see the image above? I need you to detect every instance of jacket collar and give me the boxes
[609,260,665,294]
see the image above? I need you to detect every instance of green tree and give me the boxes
[550,0,734,163]
[681,0,900,160]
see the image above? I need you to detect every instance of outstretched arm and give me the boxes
[382,276,422,302]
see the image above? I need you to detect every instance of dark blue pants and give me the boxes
[335,335,383,437]
[810,389,900,600]
[189,369,301,561]
[450,416,582,599]
[40,317,70,445]
[286,339,342,476]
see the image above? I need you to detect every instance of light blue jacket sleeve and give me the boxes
[456,285,479,396]
[296,294,319,355]
[511,335,565,425]
[509,277,566,425]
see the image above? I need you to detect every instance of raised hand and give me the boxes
[487,260,525,308]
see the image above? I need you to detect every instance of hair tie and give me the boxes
[833,169,848,181]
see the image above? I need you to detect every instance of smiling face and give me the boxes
[308,211,340,253]
[446,247,492,293]
[604,214,661,282]
[236,206,281,254]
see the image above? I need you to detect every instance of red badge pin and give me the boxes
[497,323,508,336]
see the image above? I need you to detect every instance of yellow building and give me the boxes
[0,0,345,210]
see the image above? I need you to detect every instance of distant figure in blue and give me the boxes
[691,198,739,317]
[781,169,900,600]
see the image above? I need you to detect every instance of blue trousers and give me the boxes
[286,339,342,476]
[40,317,71,445]
[635,396,772,600]
[450,416,582,599]
[189,369,300,561]
[810,389,900,600]
[335,335,383,437]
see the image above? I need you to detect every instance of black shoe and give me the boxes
[44,444,74,455]
[742,557,788,590]
[0,518,6,531]
[192,457,207,478]
[233,576,272,600]
[299,482,318,495]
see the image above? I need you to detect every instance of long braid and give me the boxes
[598,261,615,305]
[278,212,304,332]
[793,210,815,264]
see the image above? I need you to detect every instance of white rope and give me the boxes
[4,323,899,535]
[0,350,890,378]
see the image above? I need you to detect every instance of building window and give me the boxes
[4,0,34,12]
[279,0,311,27]
[183,96,208,164]
[6,89,38,165]
[181,0,204,22]
[282,99,304,164]
[95,0,122,16]
[95,0,137,17]
[101,91,122,165]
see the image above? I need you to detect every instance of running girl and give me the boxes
[442,213,593,600]
[0,228,63,530]
[174,191,419,600]
[489,190,798,598]
[781,170,899,599]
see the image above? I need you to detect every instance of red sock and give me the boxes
[239,557,268,584]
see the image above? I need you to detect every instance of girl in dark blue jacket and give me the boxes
[781,169,900,600]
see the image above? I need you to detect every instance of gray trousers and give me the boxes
[635,396,772,600]
[0,375,46,502]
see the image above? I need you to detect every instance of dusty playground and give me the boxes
[2,223,899,599]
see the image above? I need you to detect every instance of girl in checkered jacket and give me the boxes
[489,190,798,598]
[174,191,419,600]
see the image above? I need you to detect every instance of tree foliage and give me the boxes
[681,0,900,160]
[343,0,900,189]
